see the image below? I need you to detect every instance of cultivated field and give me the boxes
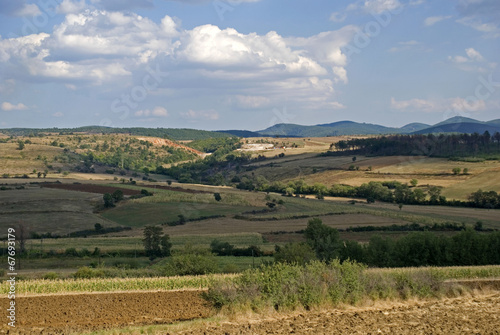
[0,186,116,236]
[1,133,500,334]
[3,290,500,334]
[1,266,499,334]
[0,290,213,334]
[242,154,500,201]
[177,293,500,335]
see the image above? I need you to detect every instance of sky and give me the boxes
[0,0,499,131]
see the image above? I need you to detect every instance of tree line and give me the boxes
[0,126,231,141]
[275,218,500,267]
[329,131,500,157]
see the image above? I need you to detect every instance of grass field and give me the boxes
[242,154,500,201]
[33,233,266,252]
[0,186,116,237]
[238,145,500,204]
[2,135,500,288]
[101,202,259,227]
[3,264,499,296]
[0,142,63,175]
[0,274,236,295]
[9,255,273,280]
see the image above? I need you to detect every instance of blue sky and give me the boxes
[0,0,499,131]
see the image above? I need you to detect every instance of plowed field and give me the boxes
[0,290,212,334]
[181,292,500,335]
[1,289,499,334]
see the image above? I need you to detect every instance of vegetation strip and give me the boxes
[0,274,236,295]
[203,262,500,312]
[4,265,499,296]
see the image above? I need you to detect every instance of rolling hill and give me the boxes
[0,126,231,141]
[412,122,500,135]
[252,117,499,137]
[2,117,499,141]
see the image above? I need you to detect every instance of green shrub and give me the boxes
[43,272,59,280]
[274,243,316,265]
[158,246,219,276]
[204,261,446,313]
[73,266,105,279]
[205,260,366,312]
[391,270,442,299]
[65,247,79,257]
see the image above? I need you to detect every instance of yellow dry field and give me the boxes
[278,155,500,201]
[360,201,500,225]
[442,168,500,200]
[242,136,366,158]
[0,142,63,175]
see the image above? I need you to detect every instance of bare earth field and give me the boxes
[0,290,212,334]
[2,290,500,334]
[180,292,500,335]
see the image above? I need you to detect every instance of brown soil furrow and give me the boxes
[0,290,212,334]
[180,292,500,335]
[42,183,142,195]
[1,289,500,334]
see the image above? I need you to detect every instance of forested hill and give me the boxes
[0,126,231,141]
[331,132,500,157]
[242,117,500,137]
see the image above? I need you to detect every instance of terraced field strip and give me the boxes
[42,182,142,195]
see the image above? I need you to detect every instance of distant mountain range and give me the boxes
[2,117,499,140]
[219,116,500,137]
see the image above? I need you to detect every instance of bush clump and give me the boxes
[157,246,219,276]
[204,261,445,312]
[204,260,366,311]
[73,266,105,279]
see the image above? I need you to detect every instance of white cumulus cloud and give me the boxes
[424,15,452,27]
[57,0,87,14]
[0,9,357,116]
[391,97,487,113]
[135,106,168,117]
[181,109,219,120]
[448,47,495,72]
[347,0,402,14]
[1,102,28,111]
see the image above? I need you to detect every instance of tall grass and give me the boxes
[5,263,498,298]
[366,265,500,279]
[0,274,236,295]
[203,261,478,312]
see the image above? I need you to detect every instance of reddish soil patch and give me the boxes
[263,232,306,243]
[42,183,142,195]
[137,137,203,156]
[0,290,212,334]
[154,185,212,194]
